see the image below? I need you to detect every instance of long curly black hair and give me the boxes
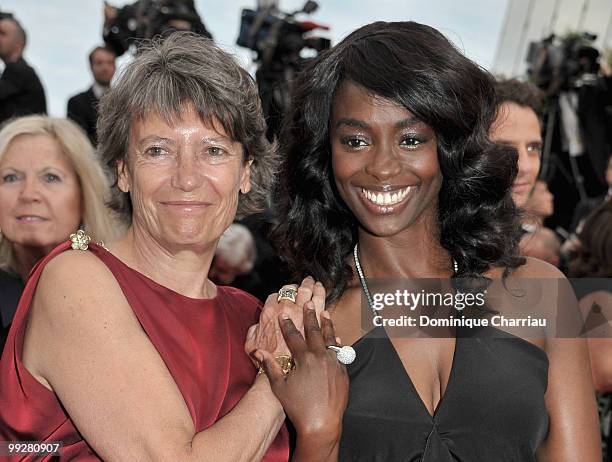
[272,21,525,302]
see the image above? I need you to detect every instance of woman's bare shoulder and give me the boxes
[33,249,133,326]
[23,249,141,387]
[42,247,107,275]
[509,257,566,279]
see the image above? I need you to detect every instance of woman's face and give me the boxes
[330,81,442,237]
[0,134,82,251]
[118,105,251,251]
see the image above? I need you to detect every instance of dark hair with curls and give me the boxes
[273,21,525,302]
[568,200,612,277]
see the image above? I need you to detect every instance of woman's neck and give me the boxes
[356,218,453,279]
[108,226,218,299]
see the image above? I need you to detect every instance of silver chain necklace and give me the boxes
[353,243,459,317]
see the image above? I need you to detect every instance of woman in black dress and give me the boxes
[273,21,600,460]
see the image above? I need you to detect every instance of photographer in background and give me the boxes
[237,0,330,140]
[528,33,612,231]
[67,46,116,146]
[102,0,212,56]
[0,16,46,125]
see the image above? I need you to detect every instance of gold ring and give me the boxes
[257,355,295,376]
[277,286,298,303]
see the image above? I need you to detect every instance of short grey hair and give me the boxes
[97,32,276,223]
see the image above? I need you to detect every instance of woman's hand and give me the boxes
[254,303,349,458]
[245,277,326,358]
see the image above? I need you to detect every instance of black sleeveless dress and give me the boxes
[339,326,549,461]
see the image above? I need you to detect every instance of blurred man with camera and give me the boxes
[67,46,116,146]
[0,17,46,125]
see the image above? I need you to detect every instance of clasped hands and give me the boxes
[245,276,349,439]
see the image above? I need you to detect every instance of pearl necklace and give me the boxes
[353,243,459,317]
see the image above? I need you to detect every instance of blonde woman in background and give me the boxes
[0,115,119,353]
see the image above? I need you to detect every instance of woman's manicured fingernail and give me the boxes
[281,313,290,320]
[322,310,331,319]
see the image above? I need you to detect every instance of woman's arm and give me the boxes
[587,338,612,392]
[579,292,612,392]
[536,337,600,461]
[22,250,284,462]
[517,259,601,461]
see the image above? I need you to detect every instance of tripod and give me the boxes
[540,99,588,201]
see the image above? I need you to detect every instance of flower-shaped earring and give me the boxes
[70,229,91,251]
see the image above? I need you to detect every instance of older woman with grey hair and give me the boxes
[0,33,347,461]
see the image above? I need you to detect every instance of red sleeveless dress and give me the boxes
[0,242,289,461]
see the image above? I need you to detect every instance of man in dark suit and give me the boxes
[0,17,46,125]
[67,46,116,145]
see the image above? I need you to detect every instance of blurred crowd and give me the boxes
[0,3,612,458]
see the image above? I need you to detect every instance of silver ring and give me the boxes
[327,345,356,365]
[277,286,298,303]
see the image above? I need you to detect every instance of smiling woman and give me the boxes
[0,134,82,250]
[0,32,348,462]
[0,115,118,353]
[115,107,251,251]
[273,21,601,461]
[330,82,442,235]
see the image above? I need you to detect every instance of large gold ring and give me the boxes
[258,355,295,377]
[277,286,298,303]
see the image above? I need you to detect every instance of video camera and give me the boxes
[526,32,601,97]
[236,1,330,140]
[103,0,211,56]
[237,1,330,69]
